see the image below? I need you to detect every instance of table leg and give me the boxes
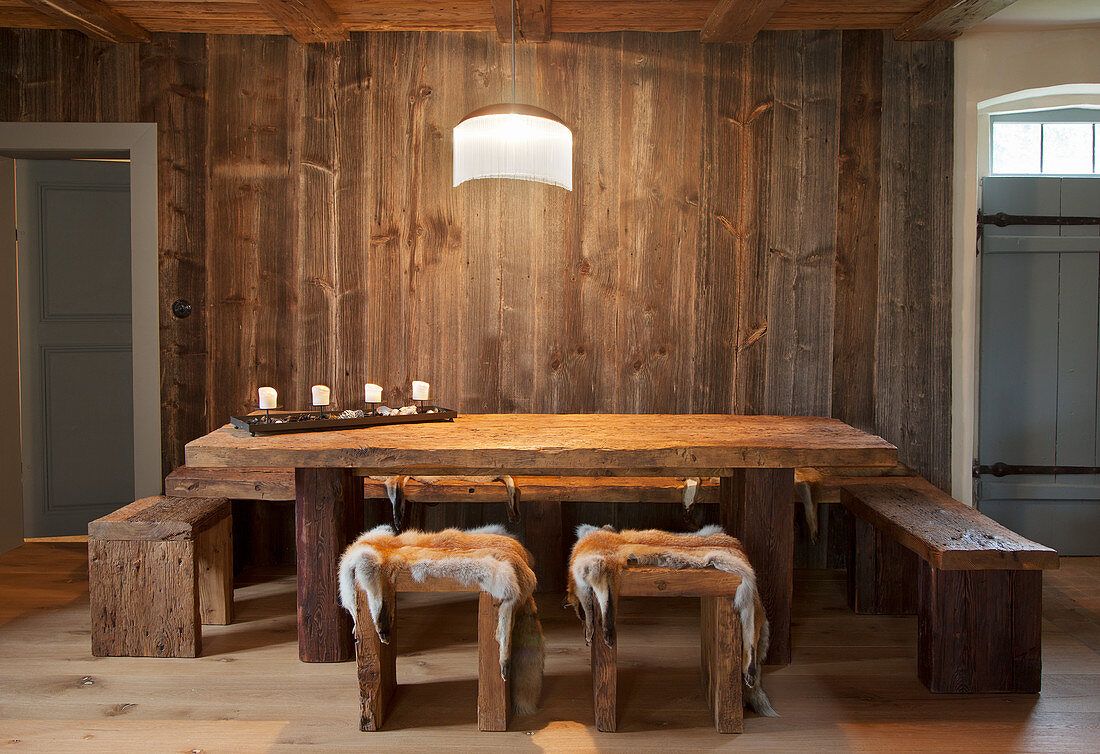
[295,467,364,662]
[521,498,565,593]
[719,469,794,665]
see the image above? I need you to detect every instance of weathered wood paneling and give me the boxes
[205,35,302,440]
[331,34,372,428]
[11,28,139,121]
[701,38,766,416]
[832,29,882,434]
[296,41,336,405]
[763,30,839,417]
[0,28,953,531]
[139,32,208,474]
[875,35,953,489]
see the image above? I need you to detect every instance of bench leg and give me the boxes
[403,499,427,531]
[917,563,1042,693]
[522,498,564,593]
[197,516,233,625]
[356,581,396,730]
[239,499,282,568]
[701,596,743,733]
[89,539,200,658]
[846,512,919,615]
[364,497,394,529]
[720,469,794,665]
[478,593,510,731]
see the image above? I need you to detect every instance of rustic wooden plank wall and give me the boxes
[875,34,953,493]
[833,30,883,434]
[0,29,953,536]
[138,33,209,479]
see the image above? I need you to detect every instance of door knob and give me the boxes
[172,299,192,319]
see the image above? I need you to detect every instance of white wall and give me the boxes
[953,28,1100,504]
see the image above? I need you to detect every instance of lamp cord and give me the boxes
[511,0,516,105]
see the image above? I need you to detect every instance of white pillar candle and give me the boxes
[411,380,430,401]
[311,385,331,406]
[258,387,278,410]
[364,383,383,403]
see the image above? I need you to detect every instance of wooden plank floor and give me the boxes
[0,543,1097,751]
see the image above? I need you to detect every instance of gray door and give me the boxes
[978,176,1100,555]
[16,159,134,537]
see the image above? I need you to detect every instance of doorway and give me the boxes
[977,170,1100,554]
[0,122,161,547]
[15,159,135,536]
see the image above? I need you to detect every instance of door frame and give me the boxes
[955,84,1100,506]
[0,122,161,543]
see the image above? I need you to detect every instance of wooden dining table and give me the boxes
[185,413,897,664]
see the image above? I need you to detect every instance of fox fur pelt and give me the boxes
[566,524,778,717]
[338,524,544,714]
[371,476,519,530]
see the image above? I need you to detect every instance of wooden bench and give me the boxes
[165,466,722,505]
[88,496,233,658]
[589,567,745,733]
[840,477,1058,693]
[165,464,910,582]
[165,464,909,508]
[166,466,724,590]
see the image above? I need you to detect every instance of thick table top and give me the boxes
[184,414,897,476]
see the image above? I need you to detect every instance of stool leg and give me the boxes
[701,596,743,733]
[356,581,396,731]
[478,593,510,731]
[197,516,233,625]
[700,596,714,709]
[591,595,617,732]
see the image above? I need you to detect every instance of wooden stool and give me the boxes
[88,495,233,658]
[590,567,745,733]
[355,571,511,732]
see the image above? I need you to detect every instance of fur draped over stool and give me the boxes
[566,524,777,717]
[338,524,545,714]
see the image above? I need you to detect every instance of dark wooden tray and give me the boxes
[230,406,458,436]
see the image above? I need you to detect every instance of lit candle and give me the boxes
[411,380,430,401]
[311,385,331,406]
[258,387,278,410]
[364,383,383,403]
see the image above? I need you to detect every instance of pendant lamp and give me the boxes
[452,3,572,190]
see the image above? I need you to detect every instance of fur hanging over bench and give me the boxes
[371,476,519,530]
[338,524,544,714]
[566,524,777,717]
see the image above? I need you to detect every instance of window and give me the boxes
[991,108,1100,175]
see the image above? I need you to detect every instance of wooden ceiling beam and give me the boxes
[254,0,348,43]
[19,0,149,42]
[518,0,551,41]
[491,0,552,43]
[895,0,1018,41]
[701,0,786,43]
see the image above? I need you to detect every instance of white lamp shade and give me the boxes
[453,104,572,190]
